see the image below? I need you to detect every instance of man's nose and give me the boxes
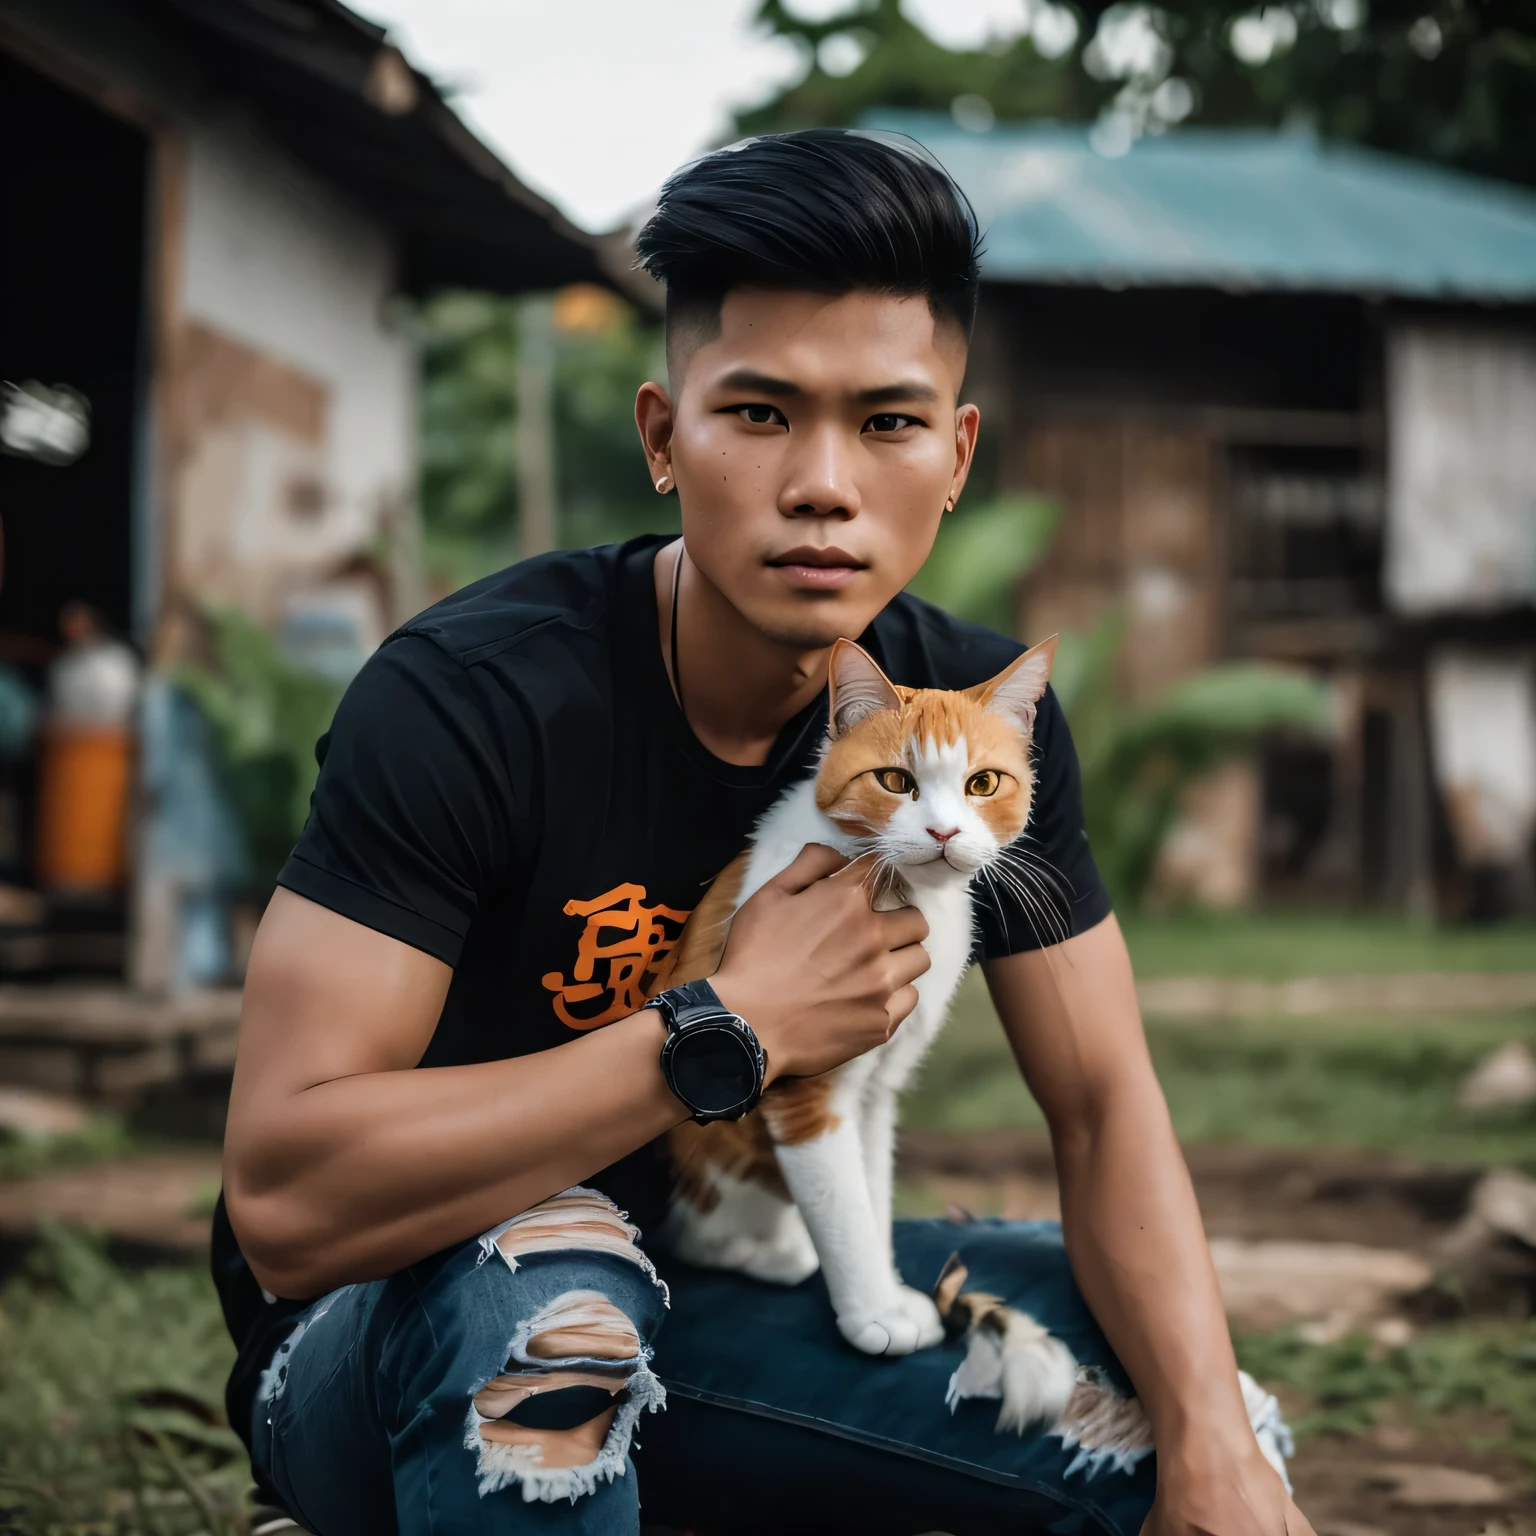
[778,424,860,519]
[926,826,959,844]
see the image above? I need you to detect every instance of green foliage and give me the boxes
[740,0,1106,136]
[420,292,521,540]
[906,966,1536,1169]
[175,609,343,892]
[1121,909,1536,979]
[744,1,1536,191]
[907,495,1060,635]
[918,498,1329,908]
[418,291,671,562]
[1236,1320,1536,1462]
[0,1228,247,1534]
[1067,628,1331,904]
[0,1116,133,1182]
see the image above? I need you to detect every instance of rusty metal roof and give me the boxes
[865,112,1536,302]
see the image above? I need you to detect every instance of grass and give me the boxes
[1,909,1532,1522]
[0,1117,138,1182]
[1121,910,1536,980]
[0,1226,246,1535]
[1236,1319,1536,1467]
[904,970,1536,1169]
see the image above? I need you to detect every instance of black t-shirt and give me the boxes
[212,533,1110,1443]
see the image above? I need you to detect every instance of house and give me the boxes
[873,113,1536,916]
[0,0,616,1023]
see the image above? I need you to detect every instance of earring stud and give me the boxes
[655,474,672,494]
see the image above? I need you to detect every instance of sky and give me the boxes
[354,0,801,233]
[354,0,1044,233]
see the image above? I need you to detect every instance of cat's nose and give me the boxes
[926,826,959,844]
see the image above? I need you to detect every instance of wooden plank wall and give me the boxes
[1017,420,1225,702]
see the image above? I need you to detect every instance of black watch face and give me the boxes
[671,1022,757,1115]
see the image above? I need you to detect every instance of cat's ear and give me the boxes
[975,635,1057,738]
[828,639,902,738]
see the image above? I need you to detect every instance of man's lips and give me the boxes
[766,546,867,591]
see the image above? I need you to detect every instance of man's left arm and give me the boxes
[984,916,1313,1536]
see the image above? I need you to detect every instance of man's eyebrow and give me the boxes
[857,380,939,406]
[716,368,801,397]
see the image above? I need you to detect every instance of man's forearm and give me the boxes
[225,1006,683,1299]
[1052,1078,1254,1460]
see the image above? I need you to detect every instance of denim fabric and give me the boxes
[250,1212,1161,1536]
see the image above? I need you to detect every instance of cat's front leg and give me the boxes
[859,1083,898,1265]
[774,1115,943,1356]
[854,1083,940,1341]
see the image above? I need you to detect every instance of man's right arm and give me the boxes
[223,844,928,1300]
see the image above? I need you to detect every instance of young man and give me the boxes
[218,130,1312,1536]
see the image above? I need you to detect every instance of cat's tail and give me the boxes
[934,1253,1080,1432]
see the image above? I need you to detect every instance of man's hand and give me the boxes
[712,842,930,1081]
[1144,1449,1316,1536]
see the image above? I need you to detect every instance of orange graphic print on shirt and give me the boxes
[541,883,693,1030]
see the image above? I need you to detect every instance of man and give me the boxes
[218,130,1311,1536]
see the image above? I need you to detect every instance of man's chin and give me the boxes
[748,597,880,652]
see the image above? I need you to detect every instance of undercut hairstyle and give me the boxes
[634,129,983,381]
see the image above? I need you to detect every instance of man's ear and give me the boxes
[828,639,902,738]
[634,380,676,486]
[974,635,1057,738]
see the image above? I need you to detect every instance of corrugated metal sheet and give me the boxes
[861,112,1536,300]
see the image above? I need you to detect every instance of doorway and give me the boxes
[0,51,148,961]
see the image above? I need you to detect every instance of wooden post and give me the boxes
[516,294,558,560]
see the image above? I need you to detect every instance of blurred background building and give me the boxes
[884,113,1536,919]
[0,0,1532,1079]
[0,0,630,1012]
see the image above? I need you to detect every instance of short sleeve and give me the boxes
[974,686,1113,959]
[276,635,537,966]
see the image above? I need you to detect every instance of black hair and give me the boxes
[635,129,982,366]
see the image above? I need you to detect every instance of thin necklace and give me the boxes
[669,541,685,720]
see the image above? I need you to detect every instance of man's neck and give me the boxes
[654,539,830,769]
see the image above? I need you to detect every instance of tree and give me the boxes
[417,289,671,587]
[741,1,1536,190]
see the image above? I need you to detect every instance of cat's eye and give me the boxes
[876,768,918,799]
[966,770,1001,797]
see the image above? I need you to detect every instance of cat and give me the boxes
[651,633,1076,1416]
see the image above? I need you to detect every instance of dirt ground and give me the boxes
[900,1131,1535,1536]
[0,1135,1530,1535]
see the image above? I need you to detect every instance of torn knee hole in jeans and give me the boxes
[478,1185,668,1304]
[466,1196,667,1505]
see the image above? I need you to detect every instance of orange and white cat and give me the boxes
[654,635,1076,1418]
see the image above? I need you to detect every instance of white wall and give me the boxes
[1386,324,1536,615]
[178,111,416,588]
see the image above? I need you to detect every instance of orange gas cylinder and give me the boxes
[35,723,133,893]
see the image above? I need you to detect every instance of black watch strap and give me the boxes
[653,979,767,1124]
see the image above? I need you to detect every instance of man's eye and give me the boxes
[864,413,917,434]
[737,404,785,426]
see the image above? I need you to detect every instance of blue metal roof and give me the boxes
[861,112,1536,301]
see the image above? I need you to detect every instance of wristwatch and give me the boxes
[651,978,767,1124]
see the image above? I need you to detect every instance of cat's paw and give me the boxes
[837,1288,944,1356]
[893,1284,945,1349]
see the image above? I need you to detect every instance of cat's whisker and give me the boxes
[1009,861,1070,948]
[1009,835,1078,898]
[993,855,1069,949]
[1000,842,1074,904]
[1002,849,1069,920]
[983,859,1060,948]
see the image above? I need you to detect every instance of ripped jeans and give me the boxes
[249,1189,1290,1536]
